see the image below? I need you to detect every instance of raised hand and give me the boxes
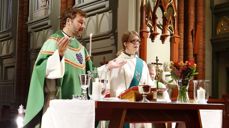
[107,59,127,70]
[57,37,69,56]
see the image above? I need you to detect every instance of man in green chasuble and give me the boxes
[24,7,126,127]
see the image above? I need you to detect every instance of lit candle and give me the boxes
[16,105,25,128]
[89,33,93,56]
[197,87,206,103]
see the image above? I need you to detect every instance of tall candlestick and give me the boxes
[89,33,93,56]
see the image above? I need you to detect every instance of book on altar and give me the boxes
[118,85,167,102]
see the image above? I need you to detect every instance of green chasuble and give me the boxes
[24,31,93,127]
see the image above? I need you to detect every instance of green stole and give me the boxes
[129,57,143,88]
[124,57,143,128]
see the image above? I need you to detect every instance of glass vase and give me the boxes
[177,79,190,103]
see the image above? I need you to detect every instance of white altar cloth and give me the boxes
[41,99,95,128]
[174,109,223,128]
[200,110,223,128]
[40,99,222,128]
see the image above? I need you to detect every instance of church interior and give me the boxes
[0,0,229,127]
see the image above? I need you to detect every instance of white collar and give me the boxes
[119,52,137,59]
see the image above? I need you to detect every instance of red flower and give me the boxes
[170,60,198,80]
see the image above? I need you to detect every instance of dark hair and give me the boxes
[61,7,87,26]
[121,31,139,49]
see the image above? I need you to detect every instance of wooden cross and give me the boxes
[151,56,163,84]
[151,56,162,69]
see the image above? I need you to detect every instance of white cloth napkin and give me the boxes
[41,99,95,128]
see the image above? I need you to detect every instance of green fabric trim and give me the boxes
[123,123,130,128]
[129,57,143,88]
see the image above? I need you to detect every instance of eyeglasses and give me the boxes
[129,39,141,45]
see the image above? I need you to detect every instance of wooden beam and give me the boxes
[178,0,184,62]
[170,0,180,62]
[187,0,195,61]
[139,0,148,61]
[195,0,205,79]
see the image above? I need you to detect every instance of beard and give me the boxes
[73,29,84,38]
[73,30,83,37]
[71,23,84,37]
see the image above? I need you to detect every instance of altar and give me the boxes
[41,99,224,128]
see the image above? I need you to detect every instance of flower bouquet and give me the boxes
[170,60,198,102]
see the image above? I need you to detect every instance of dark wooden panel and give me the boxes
[211,2,229,98]
[0,80,15,105]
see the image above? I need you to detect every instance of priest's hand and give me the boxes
[107,59,127,70]
[57,37,69,56]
